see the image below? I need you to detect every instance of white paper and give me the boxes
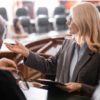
[21,87,48,100]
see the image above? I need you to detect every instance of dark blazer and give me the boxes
[24,39,100,97]
[0,70,26,100]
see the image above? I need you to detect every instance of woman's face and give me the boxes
[67,14,79,35]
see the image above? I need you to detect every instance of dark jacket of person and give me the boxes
[24,39,100,97]
[0,70,26,100]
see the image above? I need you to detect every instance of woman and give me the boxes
[8,17,28,39]
[5,2,100,97]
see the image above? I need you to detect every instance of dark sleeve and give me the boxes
[80,84,96,97]
[24,52,58,74]
[24,39,67,75]
[80,55,100,97]
[0,70,26,100]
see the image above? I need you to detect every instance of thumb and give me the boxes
[0,66,16,72]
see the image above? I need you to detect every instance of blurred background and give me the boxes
[0,0,100,36]
[0,0,100,50]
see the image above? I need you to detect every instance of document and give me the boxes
[21,87,48,100]
[34,79,68,92]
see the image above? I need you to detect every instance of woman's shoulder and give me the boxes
[60,36,75,49]
[64,36,75,44]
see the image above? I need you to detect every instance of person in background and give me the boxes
[0,15,7,47]
[0,15,26,100]
[6,2,100,98]
[0,15,16,71]
[7,17,28,39]
[0,58,26,100]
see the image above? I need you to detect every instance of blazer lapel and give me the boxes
[72,47,95,81]
[63,40,76,82]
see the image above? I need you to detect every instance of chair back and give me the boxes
[35,15,50,33]
[16,7,28,17]
[36,7,48,17]
[19,16,31,33]
[0,7,8,20]
[53,15,67,31]
[53,6,66,16]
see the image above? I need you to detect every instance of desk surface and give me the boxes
[22,86,91,100]
[1,31,67,51]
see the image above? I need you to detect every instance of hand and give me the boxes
[5,41,29,57]
[0,58,17,72]
[64,82,82,93]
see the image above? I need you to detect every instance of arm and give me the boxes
[80,83,96,97]
[80,55,100,97]
[5,40,66,74]
[65,57,100,97]
[24,51,58,74]
[5,41,59,74]
[64,82,95,97]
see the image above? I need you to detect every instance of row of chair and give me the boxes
[0,6,68,34]
[16,6,68,33]
[19,15,68,34]
[16,6,67,17]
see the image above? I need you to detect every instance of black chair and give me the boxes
[36,7,48,17]
[53,6,67,31]
[35,15,50,33]
[0,7,8,21]
[16,7,28,17]
[19,16,31,33]
[53,15,67,31]
[97,5,100,12]
[53,6,66,16]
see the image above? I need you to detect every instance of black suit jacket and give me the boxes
[0,70,26,100]
[24,39,100,97]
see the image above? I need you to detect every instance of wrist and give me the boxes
[23,49,29,57]
[78,83,82,91]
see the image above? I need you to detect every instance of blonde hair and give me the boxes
[71,2,100,52]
